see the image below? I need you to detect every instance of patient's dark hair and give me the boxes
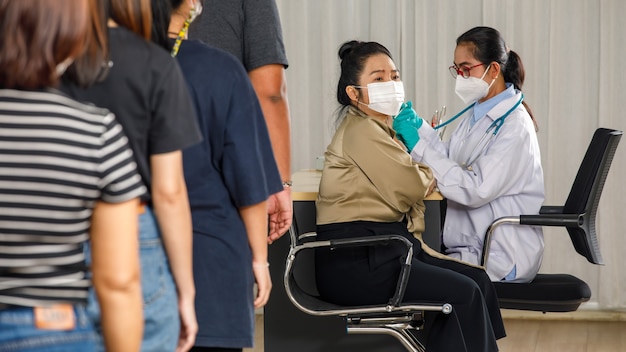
[457,26,538,131]
[336,40,393,107]
[334,41,394,127]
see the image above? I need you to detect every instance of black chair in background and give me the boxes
[481,128,622,312]
[284,221,452,352]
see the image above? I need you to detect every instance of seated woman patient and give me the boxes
[315,40,504,352]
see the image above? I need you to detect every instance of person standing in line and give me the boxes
[189,0,292,242]
[61,0,201,350]
[393,26,544,283]
[150,0,283,350]
[0,0,145,350]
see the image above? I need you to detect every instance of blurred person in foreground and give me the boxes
[151,0,283,350]
[0,0,145,350]
[61,0,201,350]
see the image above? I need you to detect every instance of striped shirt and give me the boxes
[0,89,146,307]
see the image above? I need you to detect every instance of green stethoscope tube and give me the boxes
[434,94,524,170]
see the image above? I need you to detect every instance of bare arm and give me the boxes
[90,199,143,352]
[239,201,272,308]
[248,64,291,181]
[150,151,197,351]
[248,64,293,242]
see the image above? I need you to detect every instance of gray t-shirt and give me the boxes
[189,0,288,71]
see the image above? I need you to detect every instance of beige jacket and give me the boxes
[316,107,485,265]
[316,107,433,236]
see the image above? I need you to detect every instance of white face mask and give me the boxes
[357,80,405,116]
[454,64,494,104]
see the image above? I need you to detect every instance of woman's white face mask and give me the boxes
[356,80,405,116]
[454,63,495,104]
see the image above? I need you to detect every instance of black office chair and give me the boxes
[481,128,622,312]
[284,223,452,352]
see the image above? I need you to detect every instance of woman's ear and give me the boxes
[346,85,359,102]
[489,62,501,79]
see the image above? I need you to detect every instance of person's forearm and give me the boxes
[91,200,143,352]
[150,152,196,303]
[97,282,143,351]
[152,183,196,302]
[249,64,291,181]
[240,200,272,307]
[239,201,269,265]
[262,99,291,180]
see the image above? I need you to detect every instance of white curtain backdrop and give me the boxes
[275,0,626,311]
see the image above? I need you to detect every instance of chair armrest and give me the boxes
[520,213,581,227]
[481,212,581,267]
[480,217,520,267]
[286,234,413,308]
[329,234,412,251]
[327,234,413,306]
[392,262,411,306]
[298,232,318,243]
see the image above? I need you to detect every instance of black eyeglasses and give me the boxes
[449,63,484,79]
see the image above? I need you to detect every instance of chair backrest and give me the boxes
[562,128,622,264]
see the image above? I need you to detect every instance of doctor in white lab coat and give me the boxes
[394,26,544,282]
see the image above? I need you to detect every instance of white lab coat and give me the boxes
[411,91,545,282]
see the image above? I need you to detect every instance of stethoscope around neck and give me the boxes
[433,93,524,170]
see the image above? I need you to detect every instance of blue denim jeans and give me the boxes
[138,206,179,352]
[86,206,180,352]
[0,305,96,351]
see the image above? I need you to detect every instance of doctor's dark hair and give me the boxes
[336,40,394,107]
[457,26,538,131]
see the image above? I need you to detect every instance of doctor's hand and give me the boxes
[393,101,424,151]
[395,101,421,125]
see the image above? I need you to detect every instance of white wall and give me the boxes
[276,0,626,310]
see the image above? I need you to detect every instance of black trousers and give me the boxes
[315,221,502,352]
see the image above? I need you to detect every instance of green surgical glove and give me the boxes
[393,101,423,151]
